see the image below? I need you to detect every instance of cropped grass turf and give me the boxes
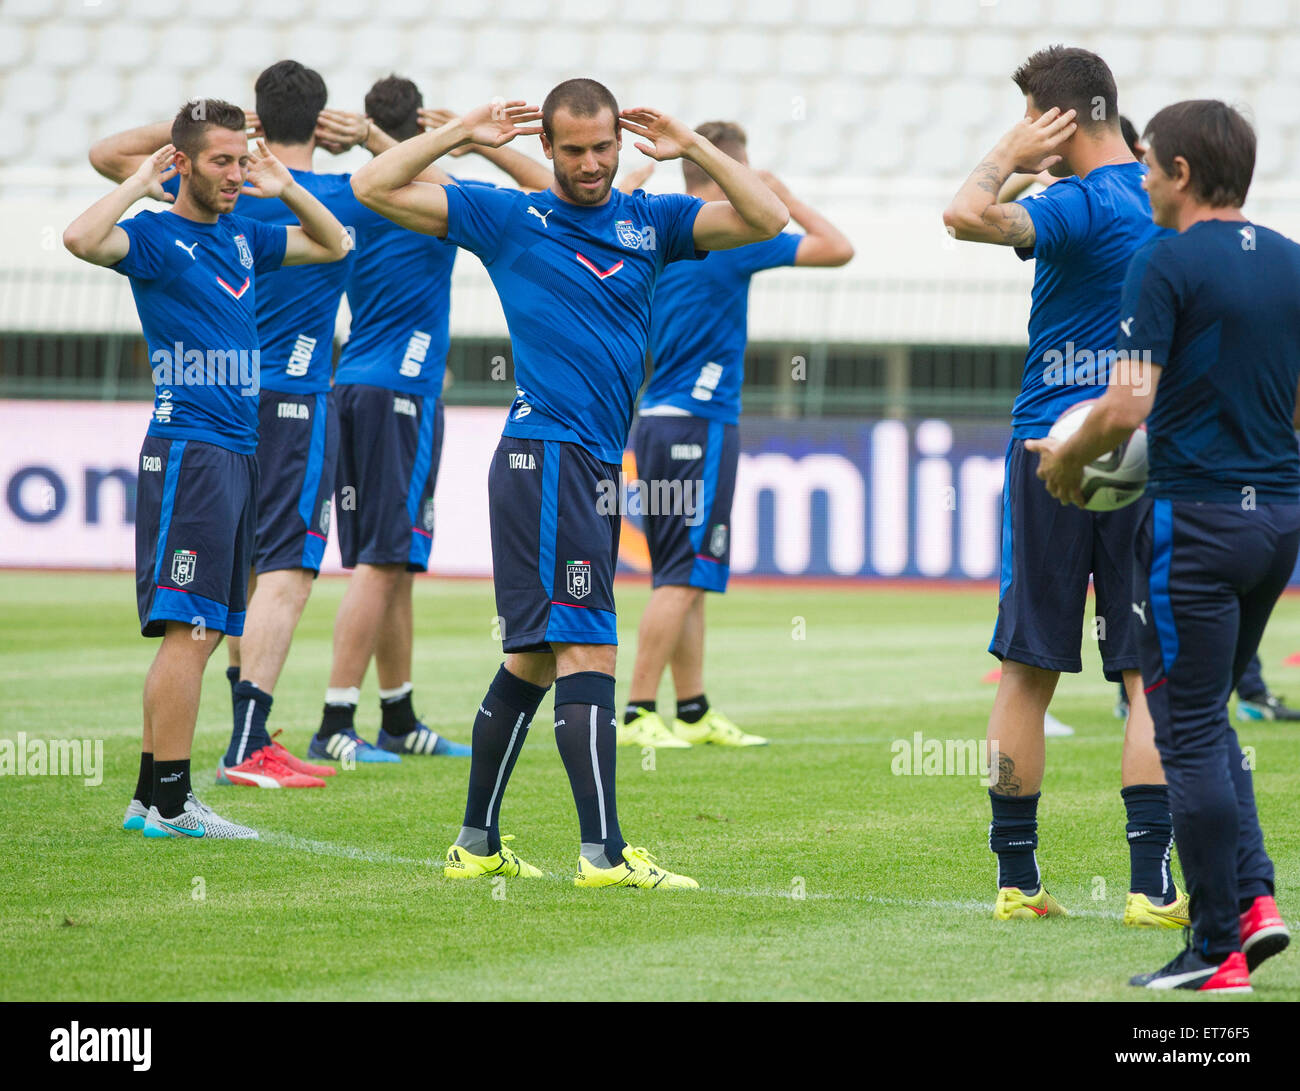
[2,571,1298,1001]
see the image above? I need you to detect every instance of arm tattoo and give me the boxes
[996,754,1023,795]
[960,159,1037,247]
[972,160,1005,197]
[982,200,1036,247]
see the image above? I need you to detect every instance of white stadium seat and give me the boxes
[1235,0,1293,30]
[1148,34,1210,80]
[778,31,834,78]
[33,24,90,70]
[1111,0,1170,31]
[155,25,217,71]
[901,32,958,80]
[0,24,29,68]
[716,28,777,76]
[840,31,897,78]
[123,0,186,23]
[656,27,715,75]
[801,0,860,29]
[284,27,347,72]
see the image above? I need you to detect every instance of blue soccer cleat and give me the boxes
[376,722,470,757]
[307,728,401,765]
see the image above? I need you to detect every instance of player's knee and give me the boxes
[505,651,557,689]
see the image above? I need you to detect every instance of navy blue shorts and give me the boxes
[135,436,257,637]
[334,384,444,572]
[253,389,337,575]
[489,437,620,652]
[632,415,738,592]
[990,438,1141,680]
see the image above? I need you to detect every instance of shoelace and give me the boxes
[623,847,664,877]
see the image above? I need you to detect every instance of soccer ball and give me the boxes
[1046,399,1147,511]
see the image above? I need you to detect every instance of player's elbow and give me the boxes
[942,205,980,242]
[350,168,385,210]
[87,141,115,181]
[826,238,855,267]
[62,224,92,261]
[760,202,790,239]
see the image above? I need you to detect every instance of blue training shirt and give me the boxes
[112,208,286,454]
[222,170,385,393]
[642,231,801,424]
[1115,220,1300,503]
[334,181,497,399]
[1011,163,1168,438]
[443,184,705,463]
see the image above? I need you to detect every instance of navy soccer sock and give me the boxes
[153,759,192,818]
[226,681,273,766]
[380,689,418,738]
[554,671,625,867]
[676,694,709,724]
[1122,784,1175,903]
[989,790,1041,892]
[133,751,154,808]
[456,666,549,856]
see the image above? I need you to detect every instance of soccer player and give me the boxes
[351,78,788,887]
[65,99,348,835]
[622,122,853,749]
[90,62,452,778]
[1031,100,1296,991]
[315,74,477,761]
[944,47,1186,926]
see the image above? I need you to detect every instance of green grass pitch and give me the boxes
[2,571,1297,1001]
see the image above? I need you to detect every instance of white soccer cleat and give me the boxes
[1043,711,1074,737]
[142,793,258,840]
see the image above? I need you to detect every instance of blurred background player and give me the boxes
[66,99,347,835]
[621,121,854,750]
[945,47,1185,926]
[315,74,476,761]
[1032,100,1296,990]
[352,78,787,887]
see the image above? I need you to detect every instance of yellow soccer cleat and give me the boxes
[444,835,544,879]
[574,845,699,890]
[993,886,1069,921]
[672,708,768,747]
[1123,888,1190,929]
[617,708,692,749]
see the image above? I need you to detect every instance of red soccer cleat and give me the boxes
[1239,894,1290,972]
[217,746,326,789]
[267,730,336,777]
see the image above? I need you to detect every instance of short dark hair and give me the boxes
[255,59,327,145]
[542,78,619,141]
[171,99,246,159]
[1119,114,1141,157]
[682,120,747,190]
[366,75,423,142]
[1012,45,1118,130]
[1144,100,1256,208]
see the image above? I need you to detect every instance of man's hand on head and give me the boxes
[996,107,1078,175]
[618,108,696,162]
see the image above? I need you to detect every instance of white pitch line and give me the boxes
[259,830,1122,919]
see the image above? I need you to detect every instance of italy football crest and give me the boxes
[566,560,591,599]
[233,233,254,269]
